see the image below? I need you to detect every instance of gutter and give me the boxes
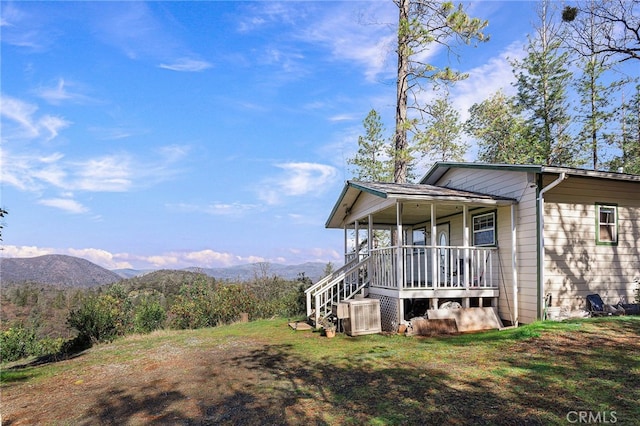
[537,172,567,319]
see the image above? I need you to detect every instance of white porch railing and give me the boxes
[370,245,498,290]
[305,256,369,326]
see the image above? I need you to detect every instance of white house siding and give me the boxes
[543,177,640,310]
[436,167,540,324]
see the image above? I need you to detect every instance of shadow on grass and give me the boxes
[2,335,92,385]
[200,318,640,425]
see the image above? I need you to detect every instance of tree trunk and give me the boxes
[394,0,410,184]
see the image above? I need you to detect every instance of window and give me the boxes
[596,204,618,245]
[473,212,496,246]
[412,228,427,245]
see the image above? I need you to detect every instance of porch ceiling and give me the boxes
[326,181,517,229]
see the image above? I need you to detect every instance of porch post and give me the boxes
[344,226,348,263]
[396,201,404,289]
[511,204,519,326]
[354,220,359,260]
[463,205,469,288]
[368,215,373,252]
[431,204,437,297]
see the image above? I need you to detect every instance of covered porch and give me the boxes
[307,181,519,331]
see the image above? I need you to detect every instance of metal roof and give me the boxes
[421,162,640,185]
[326,180,516,229]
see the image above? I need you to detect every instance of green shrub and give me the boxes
[211,284,258,325]
[169,278,216,329]
[1,325,39,362]
[134,299,167,333]
[67,293,132,343]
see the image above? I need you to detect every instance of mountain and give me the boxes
[185,261,327,282]
[115,262,328,283]
[0,254,122,288]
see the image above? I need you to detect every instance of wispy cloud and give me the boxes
[33,78,94,105]
[258,162,338,205]
[168,202,260,216]
[90,2,211,71]
[159,58,212,72]
[0,94,70,141]
[38,197,88,214]
[2,143,189,195]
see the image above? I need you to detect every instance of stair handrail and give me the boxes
[308,255,370,326]
[305,255,360,316]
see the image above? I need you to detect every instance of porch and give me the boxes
[306,180,519,331]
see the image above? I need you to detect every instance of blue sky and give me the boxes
[2,1,629,271]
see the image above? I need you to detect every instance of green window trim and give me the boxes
[472,210,497,247]
[595,203,618,246]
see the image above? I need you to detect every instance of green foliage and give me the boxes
[415,93,467,163]
[512,1,575,166]
[66,293,132,343]
[465,90,533,164]
[348,109,394,182]
[134,298,167,334]
[1,325,39,362]
[212,284,258,325]
[169,277,216,329]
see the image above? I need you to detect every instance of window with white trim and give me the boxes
[596,204,618,244]
[473,212,496,246]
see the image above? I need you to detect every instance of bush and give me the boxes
[67,293,132,343]
[211,284,258,325]
[134,299,167,333]
[169,277,216,329]
[1,325,39,363]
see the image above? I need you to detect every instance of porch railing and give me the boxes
[370,245,498,290]
[305,256,370,326]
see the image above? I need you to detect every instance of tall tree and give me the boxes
[465,90,532,164]
[348,109,394,182]
[416,92,466,163]
[562,0,625,170]
[609,83,640,174]
[562,0,640,62]
[392,0,488,182]
[512,0,576,166]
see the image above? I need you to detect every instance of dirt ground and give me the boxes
[2,319,639,425]
[0,332,332,426]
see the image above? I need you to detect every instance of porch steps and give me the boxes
[288,321,314,331]
[426,307,504,333]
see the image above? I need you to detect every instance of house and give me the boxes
[306,162,640,332]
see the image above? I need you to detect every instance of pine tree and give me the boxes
[416,93,467,163]
[392,0,488,182]
[348,109,394,182]
[465,90,532,164]
[512,0,576,166]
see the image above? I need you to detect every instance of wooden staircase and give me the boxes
[305,256,370,327]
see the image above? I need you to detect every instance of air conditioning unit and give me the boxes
[339,299,381,336]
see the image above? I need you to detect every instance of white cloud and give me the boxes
[34,78,92,105]
[168,202,259,216]
[159,58,212,72]
[0,244,339,270]
[259,162,339,205]
[0,245,54,258]
[2,140,188,196]
[1,95,70,141]
[38,197,88,214]
[67,247,132,269]
[450,40,527,122]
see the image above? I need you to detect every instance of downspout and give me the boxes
[538,172,567,320]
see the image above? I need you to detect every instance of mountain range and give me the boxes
[0,254,329,287]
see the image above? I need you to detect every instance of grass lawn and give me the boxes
[2,316,639,425]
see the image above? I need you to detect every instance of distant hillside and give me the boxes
[0,254,122,288]
[185,262,327,282]
[115,262,328,283]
